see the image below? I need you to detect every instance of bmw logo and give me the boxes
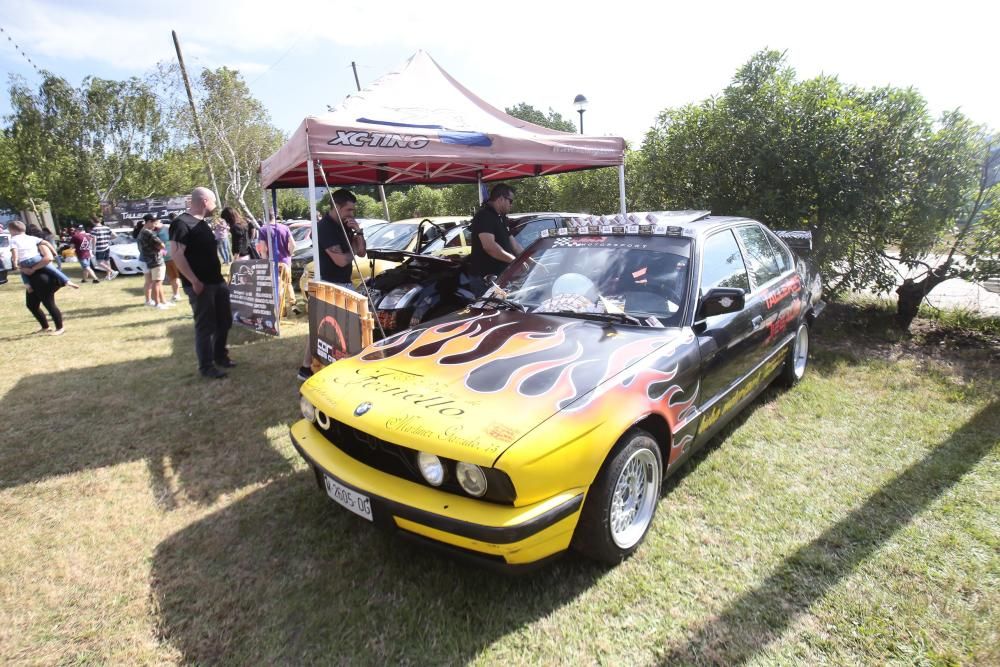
[354,402,372,417]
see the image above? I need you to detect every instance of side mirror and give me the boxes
[697,287,745,320]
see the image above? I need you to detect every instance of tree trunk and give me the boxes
[895,270,948,330]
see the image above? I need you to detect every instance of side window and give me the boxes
[444,229,464,248]
[735,225,782,288]
[700,230,750,293]
[514,219,555,248]
[762,228,794,273]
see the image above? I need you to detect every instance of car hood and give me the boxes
[109,243,139,256]
[302,309,690,466]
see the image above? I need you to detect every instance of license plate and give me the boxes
[324,476,373,522]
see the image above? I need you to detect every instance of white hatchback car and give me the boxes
[107,232,145,275]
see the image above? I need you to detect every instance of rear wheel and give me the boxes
[573,429,662,564]
[778,322,810,387]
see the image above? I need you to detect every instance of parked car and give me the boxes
[295,216,468,293]
[292,211,825,568]
[365,213,584,336]
[0,231,11,271]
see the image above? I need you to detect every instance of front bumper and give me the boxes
[290,419,584,567]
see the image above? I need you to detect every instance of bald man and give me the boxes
[170,187,235,379]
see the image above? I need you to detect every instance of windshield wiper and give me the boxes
[553,310,644,326]
[476,295,526,312]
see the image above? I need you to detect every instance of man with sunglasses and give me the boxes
[468,183,522,293]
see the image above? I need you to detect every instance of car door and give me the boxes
[695,228,757,417]
[733,223,792,369]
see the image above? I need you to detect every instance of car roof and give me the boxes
[386,216,470,227]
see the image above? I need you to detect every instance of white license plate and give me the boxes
[324,475,373,522]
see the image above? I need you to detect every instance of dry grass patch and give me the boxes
[0,274,997,665]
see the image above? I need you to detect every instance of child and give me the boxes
[8,221,80,290]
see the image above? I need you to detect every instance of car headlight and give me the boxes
[300,395,316,422]
[417,452,445,486]
[379,284,422,310]
[456,462,488,497]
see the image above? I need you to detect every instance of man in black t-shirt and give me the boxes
[297,188,366,381]
[468,184,523,293]
[170,186,234,379]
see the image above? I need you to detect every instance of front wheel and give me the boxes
[778,322,810,387]
[573,429,663,564]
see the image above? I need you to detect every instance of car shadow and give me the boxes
[0,323,301,508]
[655,398,999,665]
[150,470,605,664]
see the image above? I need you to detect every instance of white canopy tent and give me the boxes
[259,50,627,271]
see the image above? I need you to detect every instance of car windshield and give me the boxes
[496,235,692,326]
[366,222,417,251]
[291,226,311,242]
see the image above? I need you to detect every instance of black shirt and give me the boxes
[230,224,250,257]
[169,213,224,286]
[316,212,353,284]
[469,204,514,277]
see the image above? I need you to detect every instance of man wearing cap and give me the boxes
[170,187,234,379]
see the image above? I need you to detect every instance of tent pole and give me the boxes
[379,184,390,221]
[308,157,320,272]
[618,164,627,215]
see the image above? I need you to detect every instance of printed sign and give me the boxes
[309,290,365,366]
[229,259,279,336]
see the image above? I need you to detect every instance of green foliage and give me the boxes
[637,50,998,297]
[505,102,578,133]
[353,194,382,219]
[276,190,310,220]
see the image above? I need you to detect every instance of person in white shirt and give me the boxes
[8,220,79,290]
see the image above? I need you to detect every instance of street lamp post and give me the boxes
[573,94,588,134]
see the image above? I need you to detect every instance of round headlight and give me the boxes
[300,396,316,422]
[417,452,445,487]
[456,462,487,497]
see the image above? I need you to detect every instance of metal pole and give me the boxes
[351,61,361,92]
[378,185,390,221]
[618,164,627,216]
[578,109,584,134]
[172,30,221,202]
[308,151,320,272]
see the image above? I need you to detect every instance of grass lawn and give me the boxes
[0,270,997,665]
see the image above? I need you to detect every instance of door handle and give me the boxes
[751,315,764,330]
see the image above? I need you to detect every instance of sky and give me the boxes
[1,0,997,147]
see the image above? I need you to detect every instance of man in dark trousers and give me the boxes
[468,184,523,294]
[170,187,235,379]
[297,188,366,381]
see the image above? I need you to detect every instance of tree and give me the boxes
[638,50,996,328]
[505,102,578,133]
[276,189,311,219]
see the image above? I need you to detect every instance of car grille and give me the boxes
[313,411,515,504]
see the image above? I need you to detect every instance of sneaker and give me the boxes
[146,299,156,307]
[296,366,313,382]
[216,358,237,368]
[200,367,227,380]
[108,270,119,280]
[156,303,172,310]
[50,328,66,336]
[92,279,100,284]
[171,293,181,302]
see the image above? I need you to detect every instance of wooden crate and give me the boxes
[307,281,374,372]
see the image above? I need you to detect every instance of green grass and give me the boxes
[0,272,997,665]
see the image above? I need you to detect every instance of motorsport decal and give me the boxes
[328,131,430,149]
[697,352,786,434]
[330,367,467,416]
[763,274,802,310]
[309,294,364,364]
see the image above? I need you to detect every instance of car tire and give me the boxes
[573,428,662,564]
[778,322,810,387]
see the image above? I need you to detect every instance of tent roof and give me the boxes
[260,51,625,189]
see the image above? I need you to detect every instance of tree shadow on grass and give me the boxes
[0,323,302,507]
[151,470,605,664]
[656,398,999,665]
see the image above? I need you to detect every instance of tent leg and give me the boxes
[618,164,626,216]
[379,184,390,221]
[271,188,279,221]
[477,171,486,206]
[308,159,320,271]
